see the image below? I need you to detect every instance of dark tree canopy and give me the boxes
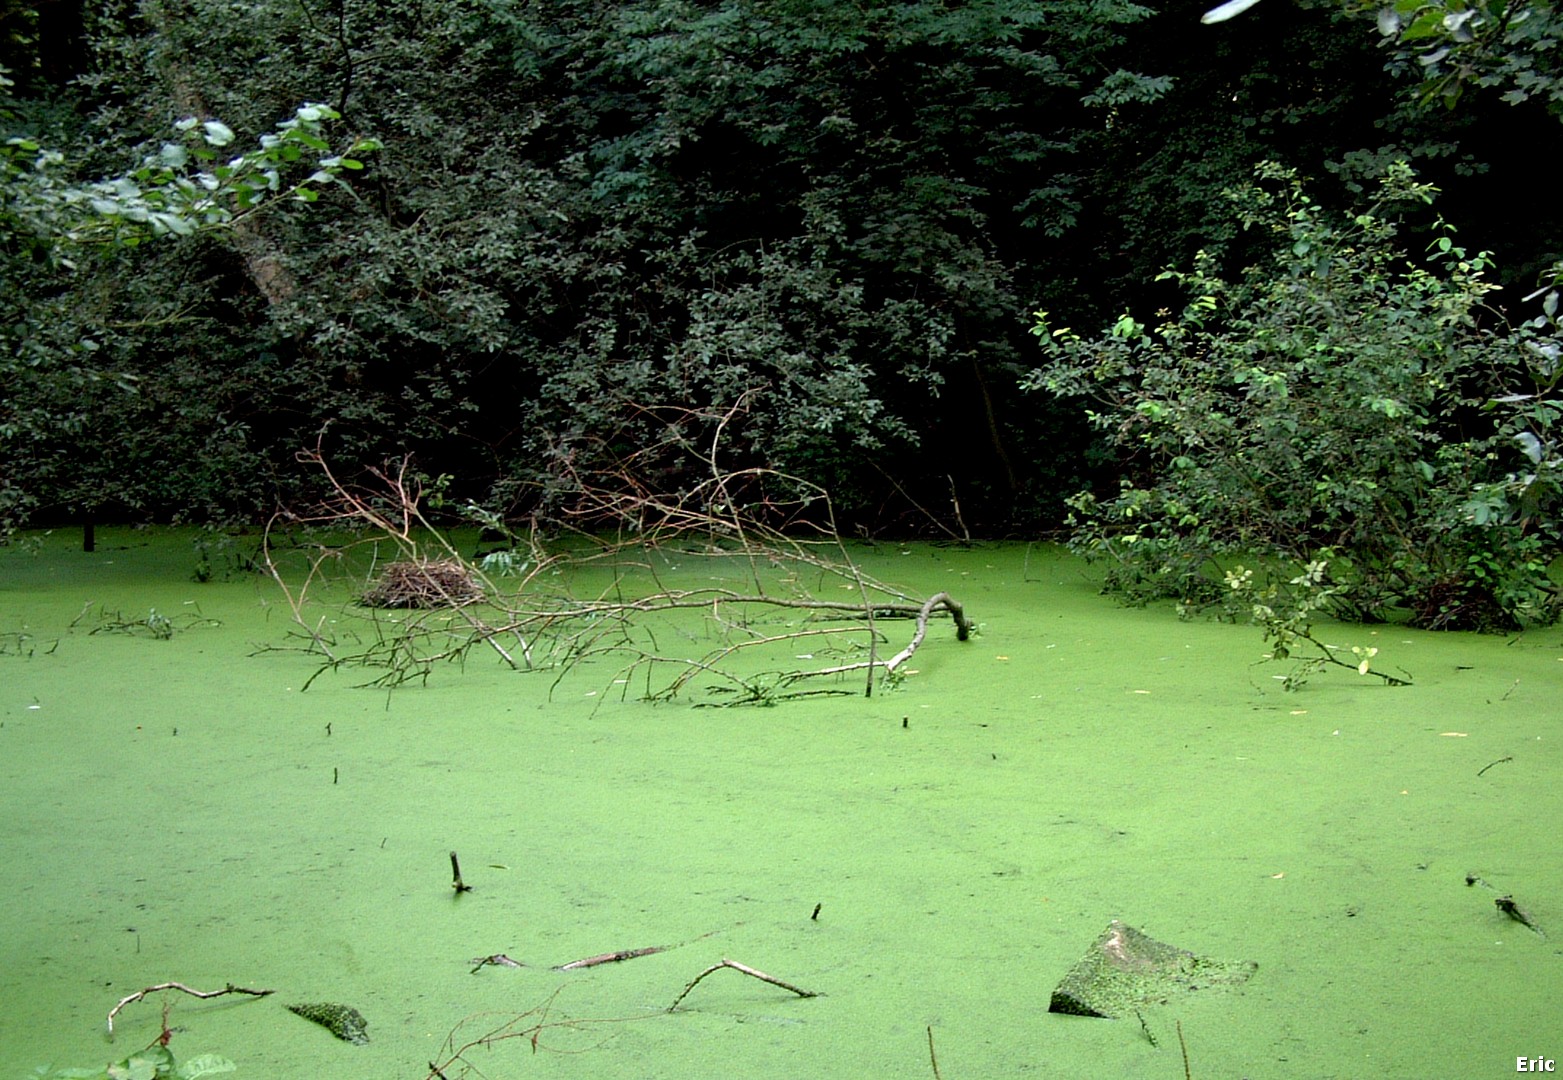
[2,0,1558,558]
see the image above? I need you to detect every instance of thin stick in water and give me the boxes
[107,982,273,1037]
[667,958,821,1011]
[555,946,664,970]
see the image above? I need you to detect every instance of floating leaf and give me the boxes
[175,1055,237,1080]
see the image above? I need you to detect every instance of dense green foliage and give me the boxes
[0,65,377,534]
[1031,162,1561,628]
[8,0,1179,529]
[1368,0,1563,116]
[2,0,1560,605]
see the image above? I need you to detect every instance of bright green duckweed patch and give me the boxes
[2,528,1560,1078]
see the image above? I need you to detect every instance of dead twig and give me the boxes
[927,1025,944,1080]
[866,460,969,544]
[423,987,651,1077]
[946,475,972,544]
[469,954,523,974]
[554,946,664,971]
[1177,1018,1192,1080]
[667,958,821,1012]
[107,982,273,1038]
[554,927,729,970]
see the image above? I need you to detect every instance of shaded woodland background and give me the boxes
[3,0,1560,541]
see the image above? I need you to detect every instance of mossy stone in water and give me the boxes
[1048,920,1256,1018]
[287,1001,369,1044]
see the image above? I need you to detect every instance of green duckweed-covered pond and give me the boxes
[2,528,1560,1078]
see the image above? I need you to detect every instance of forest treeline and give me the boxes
[2,0,1560,623]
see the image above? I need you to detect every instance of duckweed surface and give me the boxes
[2,528,1560,1078]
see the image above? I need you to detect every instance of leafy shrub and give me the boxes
[1028,161,1561,629]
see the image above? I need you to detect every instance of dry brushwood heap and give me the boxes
[263,414,972,700]
[362,558,483,609]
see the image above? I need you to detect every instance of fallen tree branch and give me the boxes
[554,946,664,970]
[263,404,973,702]
[554,927,729,970]
[667,958,821,1012]
[885,591,970,673]
[107,982,274,1037]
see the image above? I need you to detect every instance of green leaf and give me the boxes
[1515,431,1544,465]
[291,132,331,152]
[201,121,236,147]
[106,1049,171,1080]
[1400,10,1446,40]
[174,1055,236,1079]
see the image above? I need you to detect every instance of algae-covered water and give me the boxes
[2,528,1560,1079]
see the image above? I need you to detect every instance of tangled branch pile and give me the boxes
[261,407,972,702]
[362,559,483,609]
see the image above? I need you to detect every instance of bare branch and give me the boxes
[667,958,822,1012]
[107,982,273,1037]
[260,406,972,701]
